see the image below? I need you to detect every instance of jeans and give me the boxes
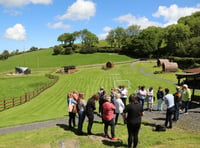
[173,102,181,120]
[157,99,163,111]
[127,122,141,148]
[165,106,175,128]
[184,101,190,113]
[78,111,86,134]
[139,98,145,109]
[103,118,115,138]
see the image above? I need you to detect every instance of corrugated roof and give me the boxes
[183,67,200,73]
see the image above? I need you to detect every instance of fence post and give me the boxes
[12,97,15,107]
[3,99,6,110]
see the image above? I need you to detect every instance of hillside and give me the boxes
[0,48,133,73]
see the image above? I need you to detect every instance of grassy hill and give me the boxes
[0,48,133,72]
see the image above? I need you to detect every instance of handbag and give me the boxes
[72,104,77,113]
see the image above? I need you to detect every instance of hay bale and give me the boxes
[162,62,178,72]
[157,59,169,67]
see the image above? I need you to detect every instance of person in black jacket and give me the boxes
[86,93,99,135]
[123,93,144,148]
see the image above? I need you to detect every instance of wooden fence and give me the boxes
[0,74,59,111]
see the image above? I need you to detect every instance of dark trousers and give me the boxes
[182,101,190,113]
[165,106,175,128]
[86,114,94,134]
[127,123,141,148]
[173,102,181,120]
[139,98,145,109]
[115,113,119,125]
[78,111,86,134]
[121,97,127,106]
[69,112,76,127]
[103,118,115,138]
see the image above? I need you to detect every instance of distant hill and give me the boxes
[0,48,133,72]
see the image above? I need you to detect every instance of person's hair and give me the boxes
[105,96,111,102]
[67,92,73,98]
[78,92,84,103]
[92,93,100,100]
[129,93,139,104]
[141,85,145,90]
[165,88,170,94]
[116,93,121,99]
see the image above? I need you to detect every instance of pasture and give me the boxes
[0,52,199,148]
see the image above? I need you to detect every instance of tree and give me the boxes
[106,30,115,47]
[114,27,126,48]
[79,29,99,47]
[131,26,164,57]
[0,50,10,60]
[164,24,191,56]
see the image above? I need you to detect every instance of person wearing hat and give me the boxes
[181,84,191,114]
[173,86,182,121]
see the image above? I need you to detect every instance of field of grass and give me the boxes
[0,62,179,128]
[0,52,199,148]
[0,49,133,72]
[0,75,52,100]
[0,120,199,148]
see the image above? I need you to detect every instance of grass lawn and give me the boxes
[0,119,199,148]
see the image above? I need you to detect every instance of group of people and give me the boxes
[66,83,191,148]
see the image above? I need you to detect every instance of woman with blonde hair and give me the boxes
[77,92,86,135]
[114,93,124,125]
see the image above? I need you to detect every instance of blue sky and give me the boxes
[0,0,200,53]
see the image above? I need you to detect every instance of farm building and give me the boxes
[15,67,31,74]
[162,62,178,72]
[176,67,200,99]
[64,65,76,73]
[157,59,169,67]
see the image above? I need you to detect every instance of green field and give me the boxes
[0,51,199,148]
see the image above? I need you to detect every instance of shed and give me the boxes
[162,62,178,72]
[15,67,31,74]
[157,59,169,67]
[63,65,76,73]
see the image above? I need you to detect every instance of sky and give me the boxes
[0,0,200,53]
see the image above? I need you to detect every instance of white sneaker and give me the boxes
[184,112,188,114]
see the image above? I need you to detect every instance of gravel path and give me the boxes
[0,105,199,134]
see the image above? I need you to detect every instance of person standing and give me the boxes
[173,86,182,121]
[114,93,125,125]
[86,93,99,135]
[157,86,164,111]
[123,94,144,148]
[146,87,154,112]
[77,92,86,135]
[119,85,128,106]
[181,84,191,114]
[67,92,77,128]
[164,88,175,128]
[138,85,147,109]
[102,96,117,140]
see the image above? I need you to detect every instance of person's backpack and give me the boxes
[154,125,166,132]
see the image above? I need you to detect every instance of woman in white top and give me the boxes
[114,93,125,125]
[146,87,154,112]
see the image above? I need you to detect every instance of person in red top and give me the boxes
[102,96,117,140]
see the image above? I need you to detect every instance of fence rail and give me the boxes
[0,74,59,111]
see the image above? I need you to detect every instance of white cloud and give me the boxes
[98,26,112,39]
[57,0,96,21]
[3,24,26,41]
[153,4,200,26]
[3,9,22,16]
[47,22,71,30]
[0,0,52,7]
[114,13,162,29]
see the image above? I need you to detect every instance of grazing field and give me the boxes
[0,52,199,148]
[0,49,133,72]
[0,76,52,101]
[0,62,178,128]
